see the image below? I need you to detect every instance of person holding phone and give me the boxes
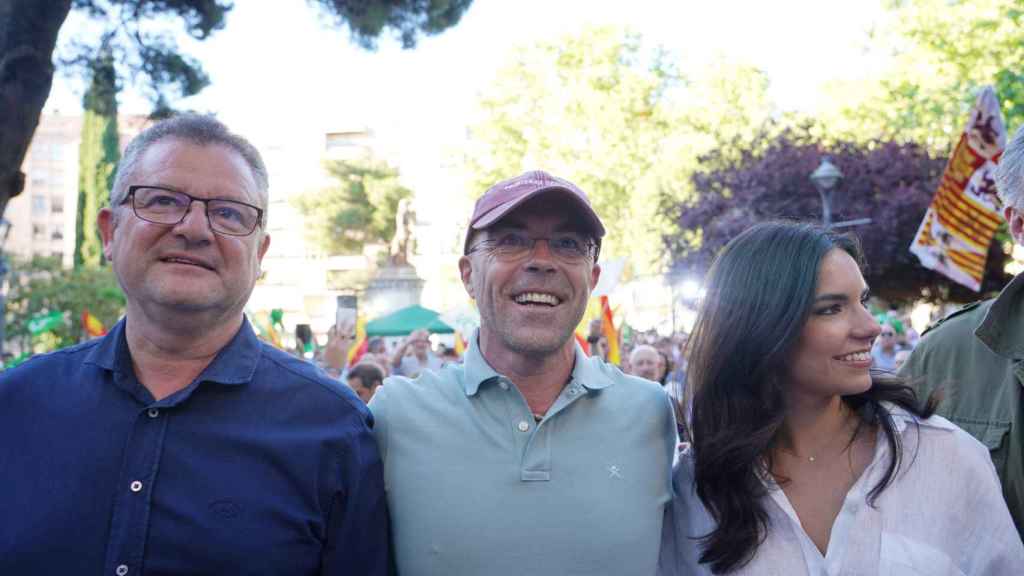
[389,328,442,378]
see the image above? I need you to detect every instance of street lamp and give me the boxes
[810,156,843,227]
[0,218,11,359]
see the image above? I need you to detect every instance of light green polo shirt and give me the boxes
[369,335,677,576]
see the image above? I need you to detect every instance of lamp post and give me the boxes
[810,156,843,227]
[0,218,12,359]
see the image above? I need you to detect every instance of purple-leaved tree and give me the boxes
[666,123,1011,303]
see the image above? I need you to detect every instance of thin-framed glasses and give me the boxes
[124,185,264,237]
[467,231,595,263]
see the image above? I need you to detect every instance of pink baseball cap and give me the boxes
[464,170,606,253]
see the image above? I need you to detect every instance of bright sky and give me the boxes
[46,0,887,205]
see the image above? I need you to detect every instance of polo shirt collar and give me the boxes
[462,329,615,396]
[84,315,262,386]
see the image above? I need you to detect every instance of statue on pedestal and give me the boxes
[389,198,416,268]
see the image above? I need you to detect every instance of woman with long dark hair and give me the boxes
[659,222,1022,574]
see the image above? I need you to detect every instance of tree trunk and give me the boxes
[0,0,73,220]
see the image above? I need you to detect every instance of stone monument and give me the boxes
[365,198,424,316]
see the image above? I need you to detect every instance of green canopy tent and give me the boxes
[365,305,455,337]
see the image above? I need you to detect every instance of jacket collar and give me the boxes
[976,272,1024,359]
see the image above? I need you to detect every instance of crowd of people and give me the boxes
[1,113,1022,575]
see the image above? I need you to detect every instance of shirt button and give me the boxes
[499,381,509,391]
[147,409,160,418]
[116,565,128,576]
[517,420,530,432]
[130,480,143,493]
[568,387,578,396]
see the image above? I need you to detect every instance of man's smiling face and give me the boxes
[99,139,270,319]
[460,192,601,359]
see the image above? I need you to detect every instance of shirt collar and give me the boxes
[885,402,957,434]
[461,329,615,396]
[83,315,262,387]
[976,271,1024,359]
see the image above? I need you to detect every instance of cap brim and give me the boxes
[471,186,606,237]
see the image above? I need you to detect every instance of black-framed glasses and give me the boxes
[467,231,596,263]
[124,185,264,237]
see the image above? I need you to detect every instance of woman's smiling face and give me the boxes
[785,248,882,401]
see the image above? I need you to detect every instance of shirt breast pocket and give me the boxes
[949,417,1011,475]
[879,533,965,576]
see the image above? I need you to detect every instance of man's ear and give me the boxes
[459,255,476,300]
[98,207,117,262]
[1005,205,1024,246]
[590,262,601,291]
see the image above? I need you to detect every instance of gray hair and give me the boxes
[629,344,658,364]
[110,114,269,210]
[996,124,1024,209]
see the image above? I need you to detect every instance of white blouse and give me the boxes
[658,407,1024,575]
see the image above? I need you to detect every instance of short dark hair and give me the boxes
[111,113,269,209]
[347,363,384,389]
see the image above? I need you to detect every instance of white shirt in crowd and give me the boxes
[659,404,1024,575]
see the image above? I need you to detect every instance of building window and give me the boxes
[51,196,64,213]
[51,229,63,241]
[31,195,46,215]
[32,224,45,238]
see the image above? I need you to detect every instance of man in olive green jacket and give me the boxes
[899,125,1024,540]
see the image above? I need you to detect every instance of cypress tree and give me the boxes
[76,49,119,268]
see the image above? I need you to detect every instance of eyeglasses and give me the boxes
[880,331,895,337]
[467,231,596,263]
[123,185,264,237]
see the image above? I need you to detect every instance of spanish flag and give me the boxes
[81,309,107,338]
[600,295,620,365]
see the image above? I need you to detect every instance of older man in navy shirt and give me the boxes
[0,115,389,575]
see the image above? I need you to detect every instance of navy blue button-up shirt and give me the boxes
[0,317,389,575]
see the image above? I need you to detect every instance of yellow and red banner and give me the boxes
[910,86,1006,291]
[347,316,368,365]
[81,310,107,338]
[600,295,620,365]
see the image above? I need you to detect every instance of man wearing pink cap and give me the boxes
[369,171,677,576]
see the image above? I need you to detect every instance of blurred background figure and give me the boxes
[390,328,442,378]
[871,321,899,371]
[628,344,661,383]
[347,362,384,403]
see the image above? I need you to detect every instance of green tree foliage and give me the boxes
[310,0,474,49]
[0,0,474,224]
[75,48,119,268]
[293,157,413,256]
[5,256,126,352]
[462,27,775,274]
[821,0,1024,149]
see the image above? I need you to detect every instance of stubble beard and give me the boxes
[482,298,587,358]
